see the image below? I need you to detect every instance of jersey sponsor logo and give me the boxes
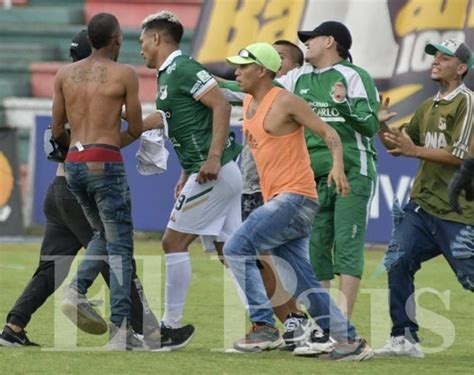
[308,102,344,122]
[438,117,447,131]
[159,85,168,100]
[331,82,347,103]
[309,101,329,108]
[196,70,212,83]
[166,63,176,74]
[424,131,447,149]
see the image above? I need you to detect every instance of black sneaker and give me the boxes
[0,325,40,347]
[282,313,313,345]
[158,323,195,351]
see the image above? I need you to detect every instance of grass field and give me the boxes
[0,240,473,374]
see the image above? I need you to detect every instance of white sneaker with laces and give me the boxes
[374,336,425,359]
[282,314,313,344]
[293,330,336,356]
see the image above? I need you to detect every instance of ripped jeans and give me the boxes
[384,200,474,341]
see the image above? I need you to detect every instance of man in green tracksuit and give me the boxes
[276,21,380,319]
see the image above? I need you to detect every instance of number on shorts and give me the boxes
[175,195,186,210]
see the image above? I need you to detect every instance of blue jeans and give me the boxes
[64,161,134,327]
[224,193,357,340]
[384,200,474,341]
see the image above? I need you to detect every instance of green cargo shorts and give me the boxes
[309,173,375,280]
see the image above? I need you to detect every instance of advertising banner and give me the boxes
[0,128,24,236]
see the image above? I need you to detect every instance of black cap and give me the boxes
[298,21,352,50]
[70,29,91,62]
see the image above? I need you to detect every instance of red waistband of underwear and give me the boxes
[66,146,122,162]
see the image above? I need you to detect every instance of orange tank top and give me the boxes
[243,87,317,202]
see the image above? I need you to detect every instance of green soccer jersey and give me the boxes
[156,50,241,174]
[277,61,380,180]
[405,84,474,225]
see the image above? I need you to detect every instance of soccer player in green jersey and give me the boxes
[279,21,380,320]
[375,39,474,359]
[139,11,242,340]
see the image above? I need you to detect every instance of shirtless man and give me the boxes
[51,13,144,351]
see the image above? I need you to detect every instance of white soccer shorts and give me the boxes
[167,160,242,251]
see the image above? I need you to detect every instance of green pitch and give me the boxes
[0,241,472,374]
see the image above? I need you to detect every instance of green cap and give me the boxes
[226,42,282,73]
[425,39,473,69]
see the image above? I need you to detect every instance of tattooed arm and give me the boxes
[286,92,350,196]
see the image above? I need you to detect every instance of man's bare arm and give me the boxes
[51,68,69,147]
[289,95,344,167]
[120,66,143,147]
[196,85,232,183]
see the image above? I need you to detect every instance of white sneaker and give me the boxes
[282,314,314,345]
[61,285,108,335]
[293,330,336,356]
[374,336,425,359]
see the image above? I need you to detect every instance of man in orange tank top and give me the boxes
[223,43,373,361]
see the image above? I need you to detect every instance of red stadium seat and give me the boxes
[84,0,203,29]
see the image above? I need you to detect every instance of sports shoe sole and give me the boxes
[373,350,425,359]
[0,337,21,347]
[329,346,375,361]
[293,343,334,357]
[225,347,262,354]
[61,302,108,335]
[233,336,284,352]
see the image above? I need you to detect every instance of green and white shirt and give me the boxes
[157,50,241,174]
[277,61,380,180]
[405,84,474,224]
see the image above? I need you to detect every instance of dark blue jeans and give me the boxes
[384,200,474,341]
[224,193,357,340]
[64,161,134,327]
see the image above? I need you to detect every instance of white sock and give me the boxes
[162,252,192,328]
